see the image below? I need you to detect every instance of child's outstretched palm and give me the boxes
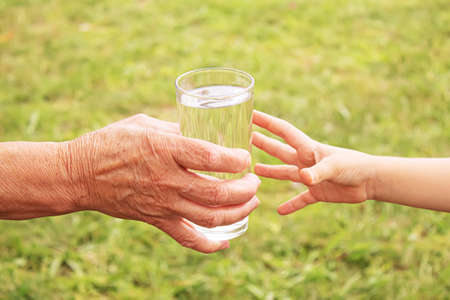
[252,111,376,215]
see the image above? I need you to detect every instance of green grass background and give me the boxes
[1,0,449,299]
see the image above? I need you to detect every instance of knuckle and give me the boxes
[175,137,193,159]
[201,213,221,228]
[212,184,230,204]
[178,181,195,196]
[179,234,199,249]
[144,129,166,151]
[147,217,164,228]
[204,149,220,167]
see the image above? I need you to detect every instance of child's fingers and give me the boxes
[252,132,298,165]
[252,111,315,164]
[254,163,301,182]
[277,190,318,215]
[252,110,304,148]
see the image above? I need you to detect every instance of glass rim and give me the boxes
[175,67,255,100]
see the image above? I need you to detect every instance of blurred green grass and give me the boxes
[1,0,449,299]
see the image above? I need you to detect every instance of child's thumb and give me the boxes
[300,156,339,185]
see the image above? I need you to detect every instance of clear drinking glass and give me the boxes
[175,67,255,241]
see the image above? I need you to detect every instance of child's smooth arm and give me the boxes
[252,110,450,213]
[373,157,450,212]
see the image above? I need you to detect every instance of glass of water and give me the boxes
[175,67,255,241]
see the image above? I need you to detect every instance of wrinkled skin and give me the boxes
[63,114,260,253]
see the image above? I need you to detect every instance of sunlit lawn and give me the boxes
[1,0,449,299]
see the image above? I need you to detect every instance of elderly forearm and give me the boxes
[373,157,450,212]
[0,142,78,219]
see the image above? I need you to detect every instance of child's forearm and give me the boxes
[371,156,450,212]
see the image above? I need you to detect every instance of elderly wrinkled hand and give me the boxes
[0,114,260,254]
[64,114,260,253]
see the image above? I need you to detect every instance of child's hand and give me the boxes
[252,111,377,215]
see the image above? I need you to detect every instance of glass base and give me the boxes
[189,217,248,241]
